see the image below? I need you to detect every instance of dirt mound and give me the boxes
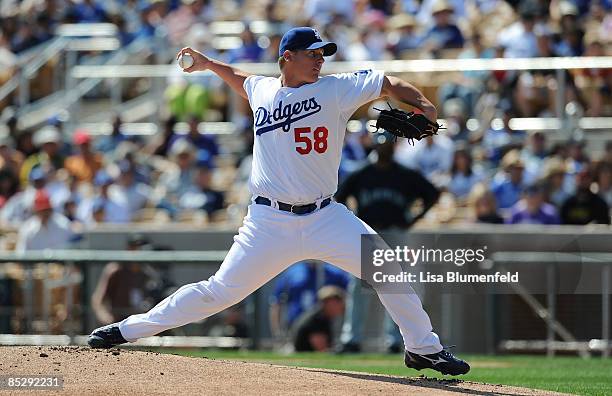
[0,346,565,395]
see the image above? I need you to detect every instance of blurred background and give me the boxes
[0,0,611,358]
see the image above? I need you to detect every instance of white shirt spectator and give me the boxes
[303,0,354,22]
[416,0,468,26]
[77,194,131,224]
[16,212,73,252]
[1,188,36,227]
[497,22,538,58]
[108,183,150,219]
[448,170,484,199]
[395,135,454,182]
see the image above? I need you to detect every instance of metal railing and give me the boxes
[492,252,612,358]
[0,24,120,112]
[69,56,612,139]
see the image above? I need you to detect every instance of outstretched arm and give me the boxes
[380,76,438,123]
[177,47,252,100]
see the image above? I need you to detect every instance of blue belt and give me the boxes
[255,196,331,215]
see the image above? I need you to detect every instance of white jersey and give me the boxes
[243,70,385,204]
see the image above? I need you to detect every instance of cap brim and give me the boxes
[305,41,337,56]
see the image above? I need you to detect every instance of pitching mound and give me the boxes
[0,346,565,395]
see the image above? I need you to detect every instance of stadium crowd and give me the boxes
[0,0,610,254]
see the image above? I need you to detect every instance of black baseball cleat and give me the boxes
[404,347,470,376]
[87,323,128,349]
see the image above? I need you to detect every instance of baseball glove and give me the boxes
[372,103,443,144]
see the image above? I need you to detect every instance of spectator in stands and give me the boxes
[95,114,129,154]
[269,261,349,338]
[260,31,283,63]
[497,2,540,58]
[303,0,354,23]
[164,0,210,45]
[580,36,612,117]
[554,26,584,57]
[561,166,610,225]
[481,105,526,164]
[469,184,504,224]
[507,182,561,225]
[292,286,346,352]
[177,152,224,219]
[415,0,469,26]
[491,150,527,210]
[10,18,40,53]
[0,168,19,209]
[1,166,47,227]
[521,131,549,184]
[114,144,150,184]
[155,139,197,216]
[0,133,23,175]
[208,305,249,340]
[67,0,109,23]
[112,160,151,221]
[339,127,371,182]
[168,115,219,159]
[419,0,465,54]
[228,26,264,63]
[410,134,454,183]
[15,189,74,252]
[90,198,107,225]
[147,116,178,158]
[91,234,155,324]
[438,33,494,117]
[387,13,420,56]
[20,126,65,186]
[62,193,80,224]
[15,130,36,159]
[595,162,612,208]
[64,130,104,183]
[77,170,130,224]
[441,98,471,142]
[565,139,590,176]
[132,0,168,41]
[359,10,391,61]
[345,28,378,62]
[448,147,483,200]
[541,157,573,208]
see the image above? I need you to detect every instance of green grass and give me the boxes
[154,349,612,396]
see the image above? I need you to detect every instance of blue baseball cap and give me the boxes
[94,170,114,186]
[29,166,47,183]
[195,149,215,170]
[279,27,337,57]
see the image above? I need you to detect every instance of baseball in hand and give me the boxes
[178,53,194,69]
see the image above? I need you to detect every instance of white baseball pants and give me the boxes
[119,201,443,354]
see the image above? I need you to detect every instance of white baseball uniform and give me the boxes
[119,70,443,354]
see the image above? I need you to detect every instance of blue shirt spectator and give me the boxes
[69,0,108,23]
[508,200,560,224]
[491,150,527,210]
[447,147,483,199]
[419,1,464,51]
[507,184,560,224]
[228,28,264,63]
[491,177,524,210]
[168,116,219,159]
[271,262,349,327]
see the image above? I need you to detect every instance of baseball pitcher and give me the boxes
[88,27,469,376]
